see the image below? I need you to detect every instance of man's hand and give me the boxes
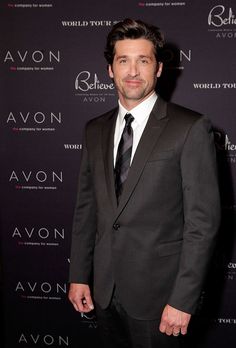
[159,304,191,336]
[68,283,94,313]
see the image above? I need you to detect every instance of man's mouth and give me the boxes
[124,79,143,86]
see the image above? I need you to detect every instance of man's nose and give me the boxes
[128,62,139,77]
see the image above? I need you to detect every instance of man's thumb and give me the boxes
[85,293,94,310]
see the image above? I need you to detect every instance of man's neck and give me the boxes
[119,91,156,111]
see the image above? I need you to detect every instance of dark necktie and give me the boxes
[114,113,134,203]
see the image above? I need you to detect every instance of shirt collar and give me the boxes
[118,92,158,126]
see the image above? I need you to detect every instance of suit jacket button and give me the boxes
[113,223,120,230]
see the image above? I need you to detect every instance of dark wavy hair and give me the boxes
[104,18,165,65]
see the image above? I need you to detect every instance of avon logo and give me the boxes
[15,281,67,294]
[19,333,69,346]
[12,227,65,240]
[9,170,63,183]
[7,111,62,125]
[3,50,60,63]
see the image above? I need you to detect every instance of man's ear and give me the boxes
[156,62,163,78]
[108,65,114,79]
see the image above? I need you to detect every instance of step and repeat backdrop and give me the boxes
[0,0,236,347]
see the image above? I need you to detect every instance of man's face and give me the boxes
[108,38,163,109]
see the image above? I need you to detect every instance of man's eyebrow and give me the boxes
[139,55,152,59]
[115,55,152,59]
[116,55,128,59]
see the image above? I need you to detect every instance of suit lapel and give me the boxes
[115,97,169,218]
[102,107,118,212]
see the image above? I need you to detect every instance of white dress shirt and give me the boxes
[113,92,158,166]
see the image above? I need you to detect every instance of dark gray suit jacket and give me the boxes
[69,97,221,320]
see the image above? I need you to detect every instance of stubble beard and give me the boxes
[117,75,157,103]
[119,80,148,102]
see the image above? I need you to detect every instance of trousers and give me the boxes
[95,288,184,348]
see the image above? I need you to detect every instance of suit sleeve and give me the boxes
[167,116,221,314]
[68,124,97,284]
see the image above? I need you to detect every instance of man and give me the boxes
[68,18,220,348]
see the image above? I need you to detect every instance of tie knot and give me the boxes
[124,113,134,127]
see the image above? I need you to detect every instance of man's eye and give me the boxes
[119,59,127,64]
[140,59,148,64]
